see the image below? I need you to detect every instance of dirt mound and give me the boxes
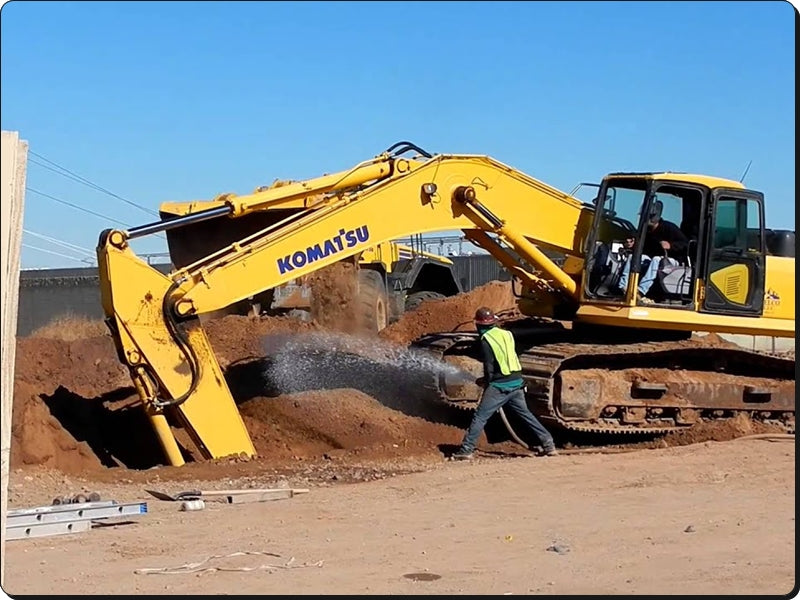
[642,413,788,449]
[11,335,132,474]
[11,380,104,473]
[202,313,319,368]
[380,280,517,345]
[29,314,108,342]
[10,311,467,475]
[239,388,463,461]
[9,314,320,473]
[688,332,744,349]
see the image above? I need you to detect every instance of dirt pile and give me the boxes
[9,303,470,475]
[12,335,131,474]
[239,388,463,461]
[202,313,320,369]
[380,280,517,345]
[639,412,788,448]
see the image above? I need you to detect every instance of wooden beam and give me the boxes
[1,130,28,588]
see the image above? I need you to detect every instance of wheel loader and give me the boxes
[96,141,795,466]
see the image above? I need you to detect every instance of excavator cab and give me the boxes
[581,173,792,329]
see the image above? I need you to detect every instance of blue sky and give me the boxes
[1,0,795,269]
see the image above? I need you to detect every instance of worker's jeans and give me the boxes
[459,385,555,453]
[617,255,677,296]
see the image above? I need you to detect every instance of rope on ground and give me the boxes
[133,551,324,575]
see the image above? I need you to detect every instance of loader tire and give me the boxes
[405,291,446,312]
[358,269,389,333]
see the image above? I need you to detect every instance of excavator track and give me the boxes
[411,321,796,437]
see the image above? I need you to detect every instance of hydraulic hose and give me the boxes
[145,280,202,409]
[383,141,433,159]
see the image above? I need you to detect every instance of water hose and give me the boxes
[498,406,530,450]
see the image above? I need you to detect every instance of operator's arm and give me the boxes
[478,337,496,387]
[661,220,689,257]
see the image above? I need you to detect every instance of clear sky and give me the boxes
[1,0,795,270]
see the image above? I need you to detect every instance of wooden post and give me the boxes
[1,130,28,589]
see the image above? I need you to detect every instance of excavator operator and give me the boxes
[450,307,558,461]
[617,199,689,301]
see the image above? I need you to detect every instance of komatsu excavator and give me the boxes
[96,141,795,466]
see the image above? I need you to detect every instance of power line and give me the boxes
[29,150,158,217]
[23,229,95,256]
[22,243,93,265]
[26,187,168,242]
[26,187,133,228]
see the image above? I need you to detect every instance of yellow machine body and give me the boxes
[97,143,795,465]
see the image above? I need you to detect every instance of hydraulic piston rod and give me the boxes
[126,205,233,240]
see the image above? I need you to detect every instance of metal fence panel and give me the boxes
[450,255,510,291]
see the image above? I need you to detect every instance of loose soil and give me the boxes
[379,280,518,345]
[305,261,359,333]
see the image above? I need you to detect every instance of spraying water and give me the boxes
[260,332,476,416]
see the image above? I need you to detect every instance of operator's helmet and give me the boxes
[474,306,498,325]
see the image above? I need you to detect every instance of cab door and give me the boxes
[701,188,765,316]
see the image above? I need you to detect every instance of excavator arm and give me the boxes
[97,143,598,465]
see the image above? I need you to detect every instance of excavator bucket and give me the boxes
[160,205,304,269]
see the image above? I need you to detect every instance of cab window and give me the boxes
[713,197,762,252]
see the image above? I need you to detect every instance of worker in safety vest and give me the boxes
[451,307,558,460]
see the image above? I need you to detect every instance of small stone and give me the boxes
[684,525,695,533]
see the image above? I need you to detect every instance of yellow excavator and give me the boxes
[96,141,795,466]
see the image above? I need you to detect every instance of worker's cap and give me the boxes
[474,306,497,325]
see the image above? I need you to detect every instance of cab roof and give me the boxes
[606,172,746,190]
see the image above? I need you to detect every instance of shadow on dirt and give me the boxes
[41,385,192,469]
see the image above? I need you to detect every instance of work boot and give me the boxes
[450,449,474,461]
[540,446,559,457]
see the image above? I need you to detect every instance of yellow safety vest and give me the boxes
[481,327,522,375]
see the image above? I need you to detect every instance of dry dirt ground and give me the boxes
[3,281,796,595]
[3,439,795,595]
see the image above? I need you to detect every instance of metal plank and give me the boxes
[6,520,91,540]
[223,490,303,504]
[7,501,147,527]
